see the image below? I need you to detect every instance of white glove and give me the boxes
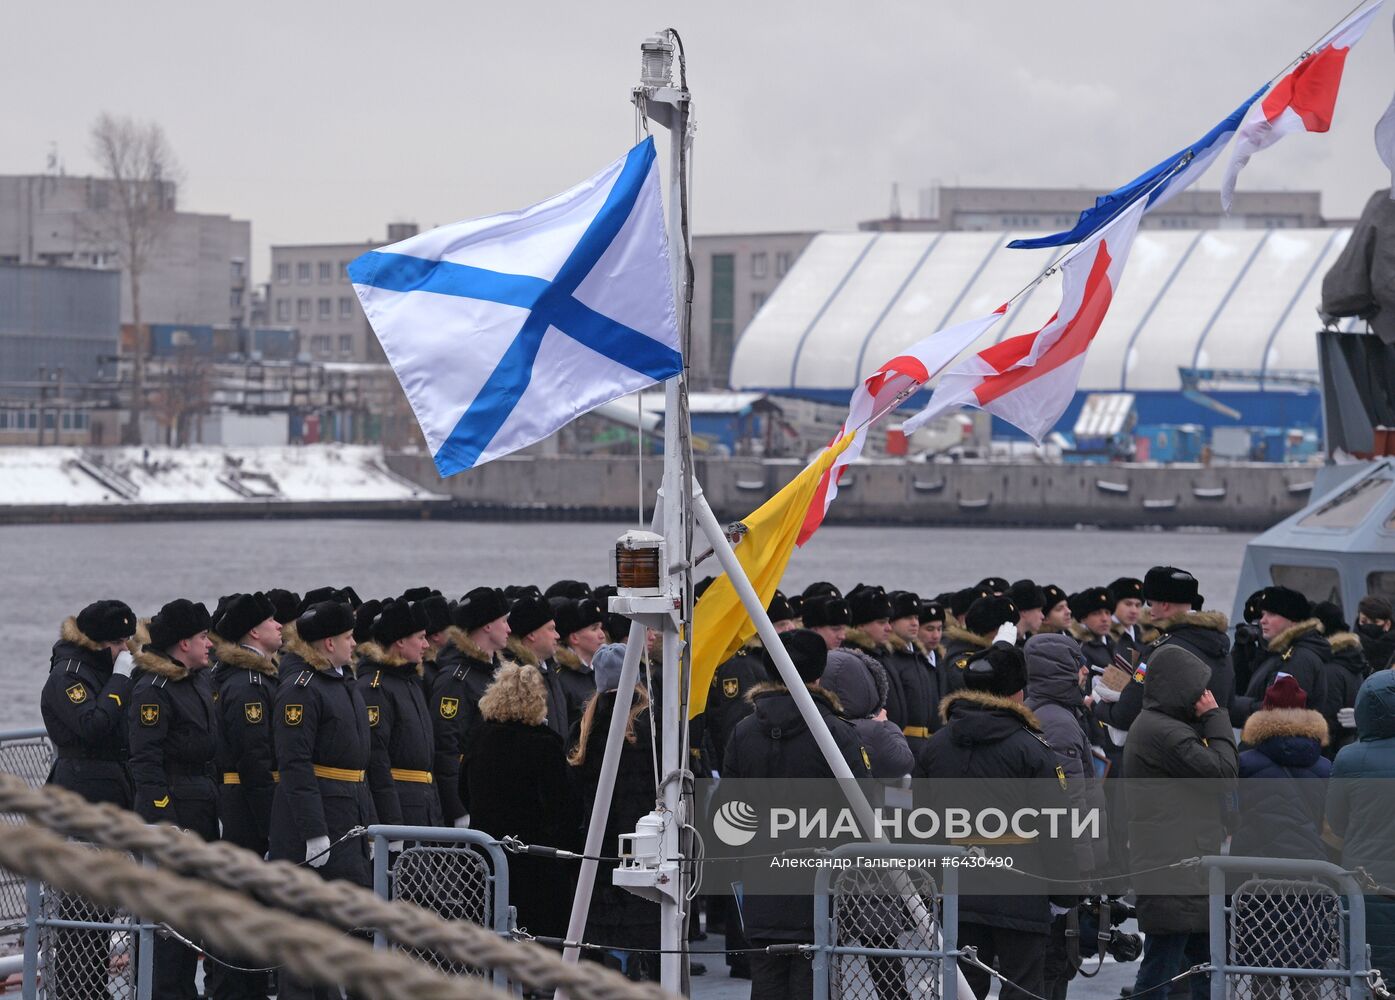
[995,622,1019,646]
[306,836,332,868]
[1338,707,1356,729]
[388,840,405,854]
[453,814,471,829]
[1050,903,1072,918]
[111,650,134,677]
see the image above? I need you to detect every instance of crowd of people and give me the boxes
[36,565,1395,1000]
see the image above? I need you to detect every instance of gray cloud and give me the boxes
[5,0,1389,277]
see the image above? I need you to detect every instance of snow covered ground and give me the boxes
[0,445,444,506]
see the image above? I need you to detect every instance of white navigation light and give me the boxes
[639,33,674,89]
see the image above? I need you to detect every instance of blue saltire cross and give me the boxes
[348,138,682,474]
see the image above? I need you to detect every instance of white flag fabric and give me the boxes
[350,139,682,476]
[903,198,1147,442]
[799,307,1006,544]
[1221,3,1382,211]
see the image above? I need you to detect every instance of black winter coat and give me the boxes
[1123,646,1238,934]
[879,637,942,757]
[940,626,993,694]
[1234,619,1331,724]
[356,644,442,829]
[1321,632,1368,755]
[916,689,1080,932]
[571,690,660,950]
[268,640,377,887]
[211,641,280,852]
[1094,611,1237,749]
[128,649,219,838]
[1071,626,1116,675]
[703,643,767,772]
[1233,707,1332,861]
[722,683,872,942]
[42,617,132,809]
[553,646,597,731]
[1358,625,1395,673]
[464,719,582,939]
[1147,611,1235,712]
[430,628,499,823]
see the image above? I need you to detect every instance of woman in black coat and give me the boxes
[463,663,583,941]
[569,672,660,978]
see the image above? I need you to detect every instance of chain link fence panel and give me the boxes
[388,842,496,978]
[1228,877,1347,1000]
[830,864,944,1000]
[0,730,55,942]
[36,882,139,1000]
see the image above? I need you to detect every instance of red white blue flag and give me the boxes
[1221,3,1383,211]
[903,198,1147,443]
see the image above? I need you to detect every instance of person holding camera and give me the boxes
[1123,645,1238,1000]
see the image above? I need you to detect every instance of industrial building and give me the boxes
[729,223,1359,452]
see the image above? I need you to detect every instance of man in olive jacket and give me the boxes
[1123,645,1238,1000]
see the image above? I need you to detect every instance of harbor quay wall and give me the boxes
[385,454,1316,531]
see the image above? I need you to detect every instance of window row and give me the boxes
[0,410,89,430]
[275,297,358,322]
[747,251,795,280]
[309,334,356,356]
[275,260,354,284]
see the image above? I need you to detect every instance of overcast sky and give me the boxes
[6,1,1392,279]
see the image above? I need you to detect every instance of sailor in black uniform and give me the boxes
[268,599,377,1000]
[128,598,219,1000]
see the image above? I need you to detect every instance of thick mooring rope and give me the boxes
[0,818,500,1000]
[0,774,668,1000]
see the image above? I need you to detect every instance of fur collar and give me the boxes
[355,641,422,676]
[553,645,589,672]
[1328,631,1363,655]
[844,627,888,655]
[212,637,278,677]
[738,634,765,654]
[445,626,494,664]
[280,621,299,648]
[1111,621,1159,644]
[504,635,540,668]
[1268,618,1323,654]
[1241,707,1330,747]
[746,680,845,716]
[134,647,190,681]
[1152,610,1229,635]
[1069,623,1107,644]
[939,689,1042,730]
[280,633,333,672]
[422,643,438,664]
[59,616,107,652]
[944,623,992,650]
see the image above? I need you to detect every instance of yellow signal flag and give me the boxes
[688,434,855,718]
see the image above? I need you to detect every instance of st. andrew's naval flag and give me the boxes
[350,139,682,477]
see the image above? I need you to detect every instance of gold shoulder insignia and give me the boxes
[1055,764,1067,791]
[722,677,739,699]
[284,704,304,726]
[244,702,264,724]
[139,704,160,726]
[439,697,459,720]
[367,705,380,727]
[66,683,87,705]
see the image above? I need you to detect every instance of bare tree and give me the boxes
[87,113,181,445]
